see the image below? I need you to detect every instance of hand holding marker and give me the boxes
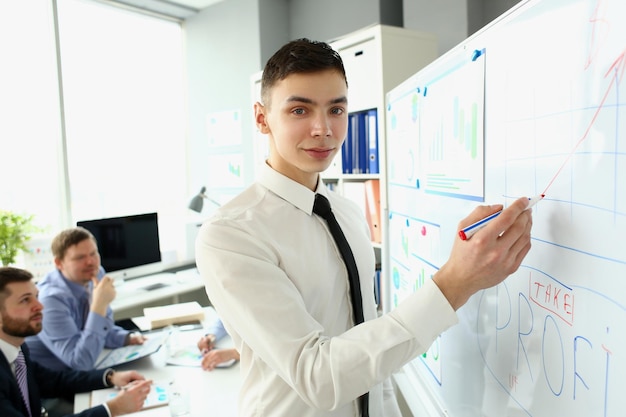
[458,194,544,241]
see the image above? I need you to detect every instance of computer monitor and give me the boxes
[77,212,162,281]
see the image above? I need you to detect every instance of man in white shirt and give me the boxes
[195,38,533,417]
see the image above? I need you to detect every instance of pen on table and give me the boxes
[458,194,544,241]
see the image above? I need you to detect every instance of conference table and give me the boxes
[74,307,240,416]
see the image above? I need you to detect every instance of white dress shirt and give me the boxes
[0,338,19,375]
[195,163,458,417]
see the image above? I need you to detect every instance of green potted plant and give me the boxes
[0,210,38,266]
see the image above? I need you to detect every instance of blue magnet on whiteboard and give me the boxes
[472,48,485,61]
[423,87,427,97]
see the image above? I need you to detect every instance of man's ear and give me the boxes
[254,102,271,134]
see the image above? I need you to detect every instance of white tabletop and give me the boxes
[75,307,240,416]
[111,269,205,313]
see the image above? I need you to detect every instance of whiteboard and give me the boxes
[384,0,626,415]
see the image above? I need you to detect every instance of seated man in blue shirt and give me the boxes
[25,227,145,372]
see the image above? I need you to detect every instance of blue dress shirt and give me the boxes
[25,267,129,371]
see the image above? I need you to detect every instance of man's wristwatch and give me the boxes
[104,368,116,387]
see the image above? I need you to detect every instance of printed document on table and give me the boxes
[95,331,170,369]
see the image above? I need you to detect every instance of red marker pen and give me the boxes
[459,194,544,240]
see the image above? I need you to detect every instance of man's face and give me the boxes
[0,281,43,342]
[56,238,101,285]
[255,69,349,191]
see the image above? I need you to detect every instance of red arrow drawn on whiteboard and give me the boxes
[605,50,626,83]
[542,49,626,195]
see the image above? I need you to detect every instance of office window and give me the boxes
[0,1,65,231]
[58,0,186,232]
[1,0,187,260]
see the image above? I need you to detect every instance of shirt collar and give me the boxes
[55,269,92,298]
[0,338,20,364]
[257,161,329,215]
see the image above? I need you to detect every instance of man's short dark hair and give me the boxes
[0,267,33,307]
[261,38,347,107]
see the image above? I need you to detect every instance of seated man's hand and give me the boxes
[197,334,216,351]
[126,332,146,346]
[106,379,152,416]
[201,348,239,371]
[110,370,146,388]
[91,276,116,316]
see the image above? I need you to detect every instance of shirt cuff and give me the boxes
[102,402,113,417]
[103,368,115,387]
[391,278,458,345]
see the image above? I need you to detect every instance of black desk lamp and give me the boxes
[188,186,221,213]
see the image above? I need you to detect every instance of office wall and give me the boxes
[404,0,521,55]
[472,0,523,34]
[403,0,467,56]
[184,0,263,197]
[287,0,401,44]
[258,0,290,68]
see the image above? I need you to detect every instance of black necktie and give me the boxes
[313,193,369,417]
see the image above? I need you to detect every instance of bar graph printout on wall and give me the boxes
[384,0,626,416]
[386,45,487,390]
[386,49,485,202]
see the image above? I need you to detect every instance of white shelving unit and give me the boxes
[325,24,437,210]
[325,24,437,307]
